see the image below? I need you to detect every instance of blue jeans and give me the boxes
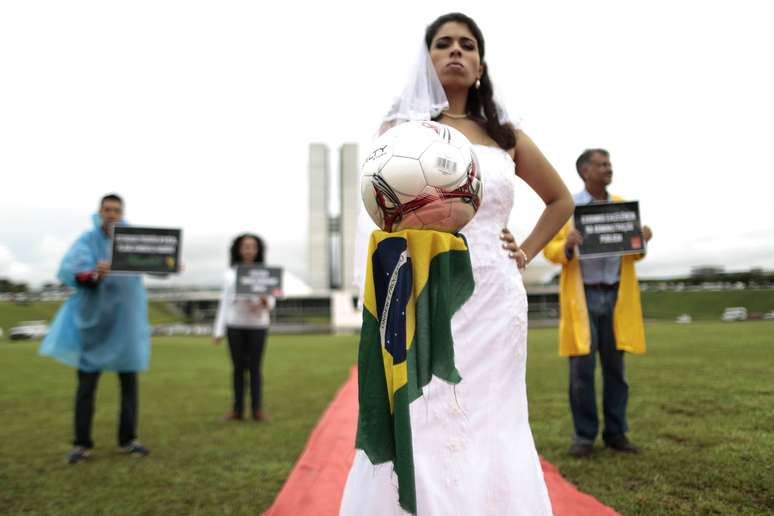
[569,287,628,444]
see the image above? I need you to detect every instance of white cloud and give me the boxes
[0,245,33,283]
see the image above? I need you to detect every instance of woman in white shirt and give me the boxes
[214,233,275,422]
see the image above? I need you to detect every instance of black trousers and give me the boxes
[74,370,137,448]
[226,327,268,414]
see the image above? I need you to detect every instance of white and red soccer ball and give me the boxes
[361,121,483,233]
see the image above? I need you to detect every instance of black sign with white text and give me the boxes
[574,201,644,259]
[235,265,283,297]
[110,226,182,273]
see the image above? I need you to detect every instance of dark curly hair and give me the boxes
[229,233,265,266]
[426,12,517,152]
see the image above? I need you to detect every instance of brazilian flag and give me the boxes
[355,229,475,514]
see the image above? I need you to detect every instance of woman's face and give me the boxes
[429,21,482,93]
[239,237,259,263]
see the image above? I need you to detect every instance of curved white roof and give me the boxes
[282,269,313,297]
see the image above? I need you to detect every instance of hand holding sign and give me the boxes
[247,297,270,313]
[565,229,584,253]
[96,260,110,279]
[643,225,653,242]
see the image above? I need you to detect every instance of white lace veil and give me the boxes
[379,40,518,132]
[381,42,449,127]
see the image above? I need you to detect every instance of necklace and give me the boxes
[442,111,470,119]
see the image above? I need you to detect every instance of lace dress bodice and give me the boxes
[461,145,519,270]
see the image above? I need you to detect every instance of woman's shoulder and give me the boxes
[507,127,524,160]
[512,128,538,156]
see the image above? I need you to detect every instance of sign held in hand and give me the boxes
[110,226,182,273]
[236,265,283,297]
[574,201,644,259]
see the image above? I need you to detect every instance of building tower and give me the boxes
[339,143,359,293]
[307,143,329,293]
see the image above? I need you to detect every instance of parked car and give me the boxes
[191,325,213,336]
[151,323,193,336]
[14,294,32,305]
[675,314,692,324]
[9,320,49,340]
[763,311,774,320]
[720,307,748,322]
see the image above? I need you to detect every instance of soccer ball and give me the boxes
[361,121,483,233]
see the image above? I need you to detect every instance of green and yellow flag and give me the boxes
[355,229,475,514]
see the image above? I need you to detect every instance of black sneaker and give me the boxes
[568,442,594,458]
[605,435,640,453]
[119,440,150,457]
[66,446,91,464]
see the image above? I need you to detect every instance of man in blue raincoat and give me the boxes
[40,194,152,464]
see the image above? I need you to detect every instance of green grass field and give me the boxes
[1,322,772,515]
[528,321,774,515]
[0,301,182,336]
[641,289,774,320]
[0,334,357,515]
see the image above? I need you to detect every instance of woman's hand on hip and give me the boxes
[500,228,528,269]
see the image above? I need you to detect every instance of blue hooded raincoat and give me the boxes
[39,214,150,372]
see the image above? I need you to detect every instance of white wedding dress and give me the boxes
[340,144,553,515]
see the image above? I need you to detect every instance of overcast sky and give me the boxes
[1,0,772,288]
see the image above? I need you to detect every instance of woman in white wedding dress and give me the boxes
[340,13,574,515]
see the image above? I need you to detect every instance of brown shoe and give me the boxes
[605,435,640,453]
[568,442,594,458]
[223,411,243,421]
[253,410,270,422]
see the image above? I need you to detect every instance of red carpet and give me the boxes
[264,368,619,516]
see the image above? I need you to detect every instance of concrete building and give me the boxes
[306,142,362,332]
[339,143,359,293]
[307,143,329,292]
[307,142,360,295]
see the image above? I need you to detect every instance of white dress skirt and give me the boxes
[340,144,553,515]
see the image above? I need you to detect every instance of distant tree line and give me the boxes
[640,269,774,288]
[0,278,29,293]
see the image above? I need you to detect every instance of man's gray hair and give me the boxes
[576,149,609,177]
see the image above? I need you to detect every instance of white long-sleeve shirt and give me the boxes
[213,268,276,337]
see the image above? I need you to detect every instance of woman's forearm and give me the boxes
[520,195,574,263]
[511,130,575,263]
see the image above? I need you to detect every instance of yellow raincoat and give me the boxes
[543,195,646,357]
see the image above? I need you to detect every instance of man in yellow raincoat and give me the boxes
[544,149,653,458]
